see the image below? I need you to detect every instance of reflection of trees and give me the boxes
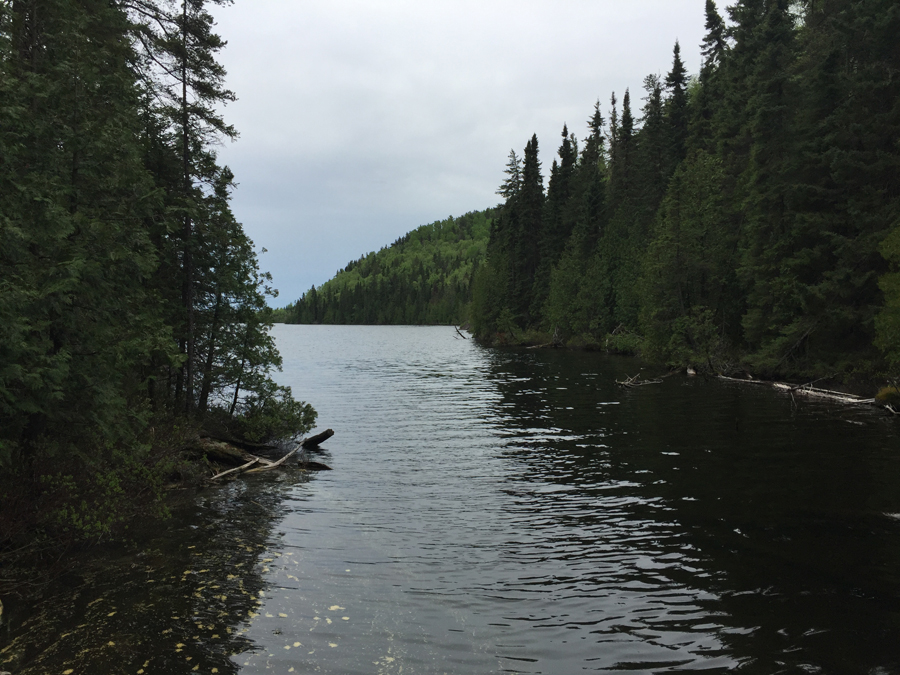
[0,474,307,675]
[484,348,900,671]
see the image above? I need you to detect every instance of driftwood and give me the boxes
[302,428,334,449]
[209,457,260,481]
[719,375,882,408]
[772,382,875,405]
[198,427,337,481]
[616,373,663,388]
[454,325,468,340]
[245,446,301,473]
[207,448,332,479]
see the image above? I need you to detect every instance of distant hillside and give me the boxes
[277,208,497,325]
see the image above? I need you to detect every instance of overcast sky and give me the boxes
[210,0,711,305]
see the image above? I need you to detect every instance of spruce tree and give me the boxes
[737,0,802,371]
[533,124,578,318]
[664,41,689,170]
[512,134,544,323]
[689,0,728,152]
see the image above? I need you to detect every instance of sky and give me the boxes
[210,0,711,306]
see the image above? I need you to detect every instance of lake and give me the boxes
[2,324,900,674]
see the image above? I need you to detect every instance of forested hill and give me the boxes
[277,209,496,325]
[471,0,900,380]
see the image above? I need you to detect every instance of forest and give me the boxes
[277,209,495,325]
[472,0,900,379]
[289,0,899,380]
[0,0,314,544]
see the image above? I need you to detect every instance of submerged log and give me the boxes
[302,429,334,449]
[201,431,336,481]
[200,433,278,454]
[616,373,663,388]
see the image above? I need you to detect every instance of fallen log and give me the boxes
[720,375,881,408]
[210,457,260,481]
[196,438,267,466]
[616,373,663,387]
[200,433,278,454]
[772,382,875,405]
[246,446,301,474]
[201,434,336,481]
[302,429,334,449]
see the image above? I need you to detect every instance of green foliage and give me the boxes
[36,440,173,542]
[470,0,899,379]
[283,210,496,325]
[0,0,314,543]
[875,386,900,406]
[639,151,739,367]
[876,227,900,369]
[219,380,317,443]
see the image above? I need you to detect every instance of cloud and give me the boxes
[211,0,708,304]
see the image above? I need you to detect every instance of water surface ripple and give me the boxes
[255,325,900,674]
[2,325,900,675]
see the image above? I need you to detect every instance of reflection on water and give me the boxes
[0,477,294,674]
[2,325,900,674]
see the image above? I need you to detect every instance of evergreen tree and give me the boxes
[533,124,578,318]
[664,41,689,170]
[497,149,522,199]
[0,0,171,465]
[737,0,802,371]
[792,0,900,372]
[139,0,237,411]
[640,151,739,368]
[510,134,544,324]
[689,0,728,152]
[601,89,640,329]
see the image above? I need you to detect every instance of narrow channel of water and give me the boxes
[2,324,900,674]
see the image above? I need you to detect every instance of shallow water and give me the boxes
[2,324,900,674]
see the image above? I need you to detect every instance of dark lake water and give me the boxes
[2,324,900,674]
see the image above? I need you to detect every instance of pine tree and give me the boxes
[497,149,523,199]
[139,0,237,412]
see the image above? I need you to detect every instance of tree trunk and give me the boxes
[198,290,223,414]
[180,0,195,414]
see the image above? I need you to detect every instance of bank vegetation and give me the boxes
[0,0,315,552]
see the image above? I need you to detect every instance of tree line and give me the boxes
[0,0,313,541]
[277,210,495,325]
[472,0,900,379]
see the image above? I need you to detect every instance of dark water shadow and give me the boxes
[0,469,313,675]
[481,347,900,673]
